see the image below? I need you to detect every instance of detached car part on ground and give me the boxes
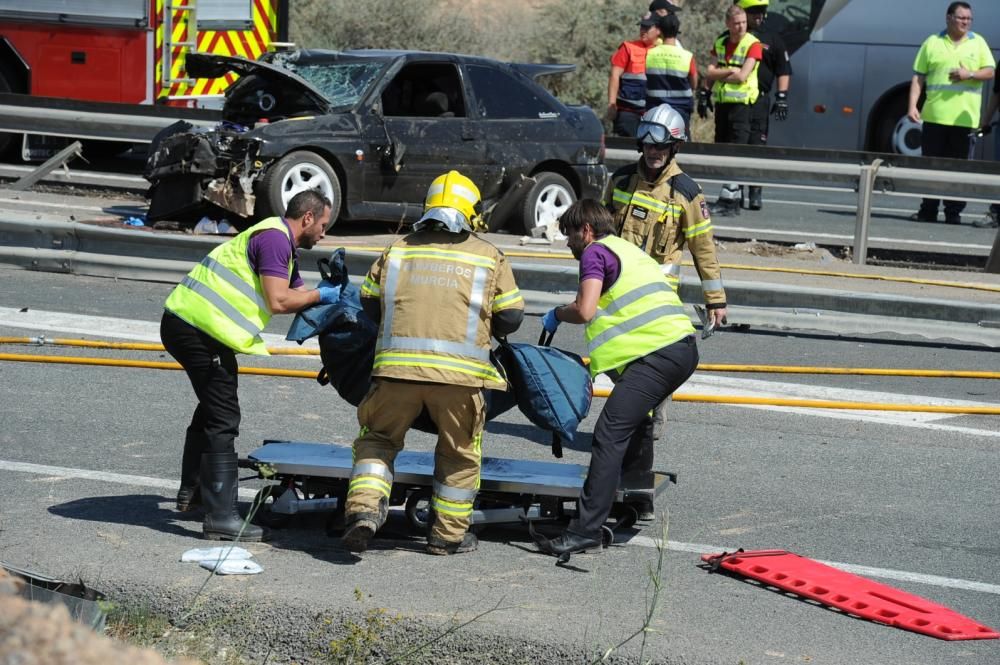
[144,49,608,234]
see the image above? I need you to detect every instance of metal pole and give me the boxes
[852,159,883,266]
[986,229,1000,274]
[9,141,82,191]
[853,165,873,265]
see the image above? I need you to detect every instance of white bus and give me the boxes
[765,0,1000,156]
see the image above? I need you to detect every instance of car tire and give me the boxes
[257,150,341,229]
[520,172,576,236]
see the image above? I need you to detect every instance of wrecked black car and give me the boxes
[144,49,608,234]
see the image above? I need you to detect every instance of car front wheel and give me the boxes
[521,172,576,236]
[257,150,341,229]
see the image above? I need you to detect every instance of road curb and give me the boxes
[2,217,999,326]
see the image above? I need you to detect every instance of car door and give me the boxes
[361,60,490,218]
[463,63,570,191]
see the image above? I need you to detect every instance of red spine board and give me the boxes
[702,549,999,641]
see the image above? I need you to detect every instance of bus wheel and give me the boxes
[873,94,921,156]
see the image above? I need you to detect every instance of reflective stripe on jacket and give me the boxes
[585,236,695,377]
[645,42,694,113]
[607,161,726,307]
[164,217,291,355]
[712,32,760,105]
[366,231,522,390]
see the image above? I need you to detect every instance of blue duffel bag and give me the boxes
[494,330,592,458]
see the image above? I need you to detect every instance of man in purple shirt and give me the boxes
[161,190,338,541]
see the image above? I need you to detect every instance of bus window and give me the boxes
[764,0,826,54]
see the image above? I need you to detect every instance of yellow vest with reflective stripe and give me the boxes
[917,32,992,128]
[371,233,509,390]
[712,32,760,105]
[164,217,292,355]
[584,236,695,377]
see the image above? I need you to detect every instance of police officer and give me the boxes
[161,189,337,541]
[725,0,791,211]
[341,171,524,556]
[701,4,762,216]
[604,103,726,479]
[534,199,699,557]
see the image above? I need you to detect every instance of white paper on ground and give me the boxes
[181,546,253,563]
[199,559,264,575]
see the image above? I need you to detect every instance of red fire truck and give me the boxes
[0,0,286,156]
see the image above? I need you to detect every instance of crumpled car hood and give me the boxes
[186,52,332,116]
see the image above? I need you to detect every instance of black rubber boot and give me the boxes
[176,439,202,512]
[748,186,763,211]
[201,452,264,542]
[341,499,388,553]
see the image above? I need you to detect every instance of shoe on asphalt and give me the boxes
[341,518,378,553]
[973,212,999,228]
[908,212,937,223]
[708,201,740,217]
[535,530,602,556]
[176,484,201,512]
[747,187,763,211]
[426,531,479,555]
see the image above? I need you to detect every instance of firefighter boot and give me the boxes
[427,531,479,555]
[341,499,388,554]
[709,183,742,217]
[748,186,763,211]
[176,432,203,512]
[201,452,264,542]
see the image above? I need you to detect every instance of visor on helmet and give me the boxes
[637,120,679,145]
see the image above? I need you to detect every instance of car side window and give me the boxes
[466,65,558,119]
[380,63,466,118]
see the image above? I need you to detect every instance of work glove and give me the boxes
[771,91,789,121]
[542,307,561,334]
[697,89,713,120]
[317,285,342,305]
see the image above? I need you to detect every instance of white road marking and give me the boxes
[3,308,996,435]
[0,196,109,212]
[626,535,1000,596]
[0,307,316,349]
[4,458,997,596]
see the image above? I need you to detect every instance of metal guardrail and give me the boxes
[0,98,997,268]
[605,145,1000,270]
[4,218,1000,331]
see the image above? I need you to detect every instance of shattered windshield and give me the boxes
[287,62,387,108]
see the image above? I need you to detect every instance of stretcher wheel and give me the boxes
[610,504,639,531]
[405,489,433,533]
[252,485,296,529]
[601,525,615,548]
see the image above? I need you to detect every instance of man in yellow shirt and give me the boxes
[907,1,994,225]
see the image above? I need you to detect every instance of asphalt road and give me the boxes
[1,264,998,664]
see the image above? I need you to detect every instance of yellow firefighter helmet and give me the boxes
[736,0,769,9]
[414,170,484,233]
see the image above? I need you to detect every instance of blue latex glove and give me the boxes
[542,307,561,333]
[317,285,342,305]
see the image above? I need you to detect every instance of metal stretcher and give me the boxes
[243,440,676,546]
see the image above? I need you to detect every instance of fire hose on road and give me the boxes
[2,345,998,416]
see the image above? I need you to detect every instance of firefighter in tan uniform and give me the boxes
[341,171,524,556]
[606,104,727,492]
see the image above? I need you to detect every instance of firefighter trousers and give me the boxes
[345,379,486,544]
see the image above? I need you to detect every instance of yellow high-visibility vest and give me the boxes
[712,32,760,105]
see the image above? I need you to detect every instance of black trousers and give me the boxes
[570,336,699,537]
[160,311,241,461]
[749,95,769,146]
[614,109,642,138]
[919,121,970,220]
[714,102,752,144]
